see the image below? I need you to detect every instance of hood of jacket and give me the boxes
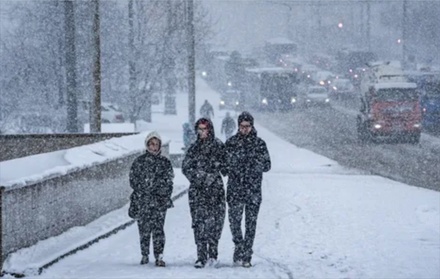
[144,131,162,154]
[194,117,215,140]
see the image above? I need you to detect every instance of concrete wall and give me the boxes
[0,133,138,162]
[0,139,170,271]
[0,153,139,269]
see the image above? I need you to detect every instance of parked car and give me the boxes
[304,86,330,107]
[101,102,125,123]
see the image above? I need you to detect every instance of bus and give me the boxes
[264,37,298,66]
[242,67,300,111]
[336,49,377,76]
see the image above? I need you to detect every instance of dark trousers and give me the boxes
[228,200,261,262]
[191,203,225,261]
[137,210,167,259]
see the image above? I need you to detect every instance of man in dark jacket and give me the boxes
[182,118,227,268]
[129,131,174,267]
[224,111,271,268]
[199,99,214,119]
[221,112,236,141]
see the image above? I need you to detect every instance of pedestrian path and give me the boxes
[3,77,439,279]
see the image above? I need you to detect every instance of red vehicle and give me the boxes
[356,82,422,143]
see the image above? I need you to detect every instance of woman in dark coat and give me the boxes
[129,131,174,267]
[182,118,227,268]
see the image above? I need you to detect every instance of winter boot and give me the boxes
[140,255,149,265]
[208,242,218,261]
[233,244,244,265]
[195,243,208,268]
[242,261,252,268]
[194,259,206,269]
[155,254,166,267]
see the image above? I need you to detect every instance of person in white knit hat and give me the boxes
[128,131,174,267]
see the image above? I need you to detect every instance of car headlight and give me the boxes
[291,97,296,104]
[413,123,421,128]
[262,98,268,105]
[373,123,382,129]
[220,100,225,105]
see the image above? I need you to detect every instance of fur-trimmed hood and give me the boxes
[144,131,162,153]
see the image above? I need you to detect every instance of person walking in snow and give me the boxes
[199,99,214,119]
[128,131,174,267]
[182,118,227,268]
[224,111,271,268]
[221,112,236,141]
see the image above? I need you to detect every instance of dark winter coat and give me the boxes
[129,151,174,217]
[225,128,271,205]
[221,116,236,135]
[182,118,226,237]
[200,102,214,119]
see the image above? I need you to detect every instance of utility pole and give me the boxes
[91,0,102,132]
[360,3,364,47]
[128,0,137,123]
[64,0,78,133]
[366,0,371,51]
[402,0,408,65]
[186,0,196,126]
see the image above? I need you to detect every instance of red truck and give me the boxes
[357,82,421,143]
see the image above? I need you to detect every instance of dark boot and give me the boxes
[233,243,244,264]
[140,255,149,265]
[195,243,207,268]
[208,241,218,260]
[155,254,166,267]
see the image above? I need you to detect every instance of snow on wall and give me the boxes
[0,153,139,266]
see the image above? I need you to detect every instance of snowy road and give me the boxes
[254,101,440,191]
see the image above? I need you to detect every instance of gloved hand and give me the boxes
[194,171,207,186]
[205,173,216,186]
[144,178,153,189]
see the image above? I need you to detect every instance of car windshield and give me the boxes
[374,88,418,101]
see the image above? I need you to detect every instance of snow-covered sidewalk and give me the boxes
[2,77,439,278]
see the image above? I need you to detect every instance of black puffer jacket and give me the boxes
[129,150,174,214]
[225,128,271,204]
[182,118,227,226]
